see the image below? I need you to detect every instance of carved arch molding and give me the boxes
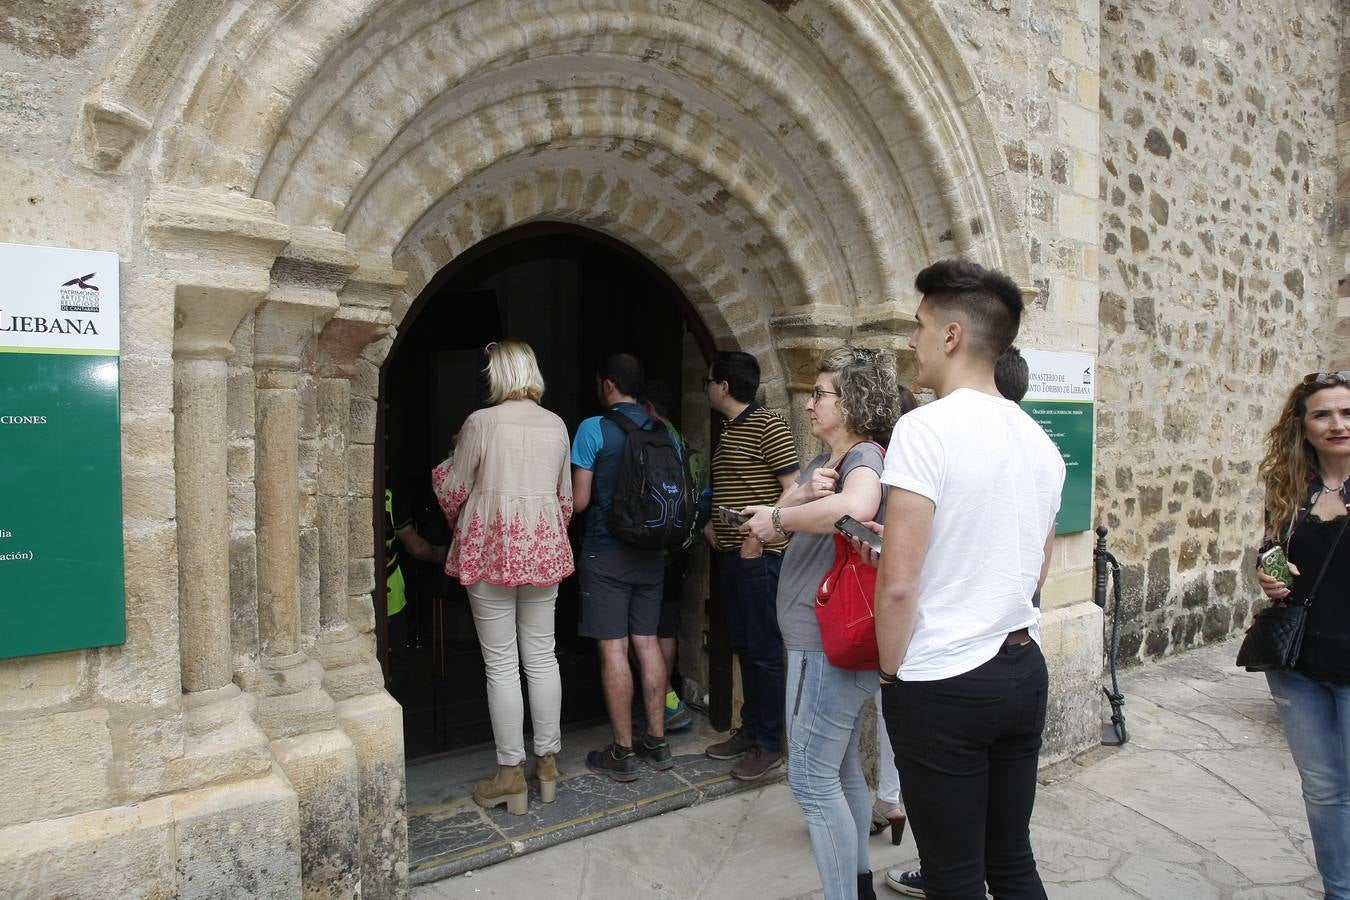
[93,0,1030,389]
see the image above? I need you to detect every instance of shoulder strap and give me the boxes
[832,440,886,492]
[602,409,641,434]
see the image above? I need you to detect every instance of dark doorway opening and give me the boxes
[376,224,713,761]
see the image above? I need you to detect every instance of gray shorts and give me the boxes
[578,546,664,640]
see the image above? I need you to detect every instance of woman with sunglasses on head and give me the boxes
[741,347,915,900]
[432,341,574,816]
[1256,370,1350,899]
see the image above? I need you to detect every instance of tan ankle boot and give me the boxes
[473,763,527,815]
[534,753,558,804]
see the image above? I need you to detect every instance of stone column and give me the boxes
[245,230,363,899]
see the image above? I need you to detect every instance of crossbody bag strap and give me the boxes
[830,440,885,492]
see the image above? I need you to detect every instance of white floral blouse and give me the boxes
[431,400,574,587]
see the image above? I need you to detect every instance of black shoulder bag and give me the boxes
[1236,487,1350,672]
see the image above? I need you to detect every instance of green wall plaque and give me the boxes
[0,242,124,659]
[1019,349,1095,535]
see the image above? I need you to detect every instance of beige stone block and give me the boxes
[1056,101,1099,155]
[1061,19,1096,67]
[348,593,376,635]
[349,498,376,558]
[0,707,112,823]
[171,771,302,899]
[271,728,360,899]
[0,651,88,713]
[299,526,321,638]
[1040,565,1093,611]
[1040,600,1104,761]
[1073,150,1098,198]
[0,795,175,899]
[1077,70,1100,109]
[230,530,261,664]
[349,558,376,596]
[336,692,409,897]
[1058,194,1098,242]
[119,354,174,412]
[121,451,178,522]
[348,444,375,497]
[349,397,378,444]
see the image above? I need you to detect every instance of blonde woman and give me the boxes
[1255,371,1350,899]
[433,341,574,815]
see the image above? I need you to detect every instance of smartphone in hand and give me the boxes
[1259,544,1293,586]
[835,515,882,554]
[716,506,750,528]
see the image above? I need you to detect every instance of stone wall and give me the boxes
[1096,0,1342,663]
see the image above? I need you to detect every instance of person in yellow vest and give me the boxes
[385,486,447,631]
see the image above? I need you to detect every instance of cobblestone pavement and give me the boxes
[416,639,1325,899]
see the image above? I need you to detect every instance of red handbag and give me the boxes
[815,533,880,670]
[814,441,883,671]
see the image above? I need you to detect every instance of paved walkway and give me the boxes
[415,640,1326,899]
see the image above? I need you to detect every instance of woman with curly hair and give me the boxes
[1255,370,1350,899]
[743,347,916,900]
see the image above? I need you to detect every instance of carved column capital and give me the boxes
[316,307,391,379]
[143,186,291,362]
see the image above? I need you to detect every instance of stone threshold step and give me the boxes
[408,751,784,885]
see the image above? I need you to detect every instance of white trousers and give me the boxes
[465,581,563,766]
[875,690,901,805]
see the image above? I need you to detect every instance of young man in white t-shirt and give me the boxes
[875,259,1065,900]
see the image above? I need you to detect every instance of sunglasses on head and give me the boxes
[1302,371,1350,387]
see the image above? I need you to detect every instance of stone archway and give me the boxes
[95,1,1034,896]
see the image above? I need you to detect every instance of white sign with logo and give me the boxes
[0,242,120,353]
[1021,348,1094,402]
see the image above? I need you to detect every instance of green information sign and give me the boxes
[1019,349,1094,535]
[0,242,124,659]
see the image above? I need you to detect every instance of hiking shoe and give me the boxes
[586,744,639,782]
[730,745,783,781]
[665,699,693,732]
[635,733,674,771]
[884,868,926,897]
[705,728,754,760]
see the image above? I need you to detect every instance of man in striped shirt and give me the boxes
[702,350,800,780]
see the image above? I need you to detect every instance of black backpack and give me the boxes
[602,411,694,550]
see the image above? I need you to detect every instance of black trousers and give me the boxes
[881,640,1049,900]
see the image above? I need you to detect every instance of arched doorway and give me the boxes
[375,223,716,760]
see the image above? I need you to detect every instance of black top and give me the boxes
[1289,514,1350,683]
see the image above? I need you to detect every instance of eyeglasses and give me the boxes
[1302,371,1350,387]
[810,387,841,402]
[702,376,722,387]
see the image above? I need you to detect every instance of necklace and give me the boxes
[1318,478,1348,498]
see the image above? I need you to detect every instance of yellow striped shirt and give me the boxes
[711,404,800,550]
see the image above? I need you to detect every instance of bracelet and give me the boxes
[771,506,787,537]
[879,670,899,685]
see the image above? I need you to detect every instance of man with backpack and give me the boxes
[572,353,693,780]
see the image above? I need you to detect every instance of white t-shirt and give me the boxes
[881,388,1065,681]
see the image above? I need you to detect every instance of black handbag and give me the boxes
[1236,499,1349,672]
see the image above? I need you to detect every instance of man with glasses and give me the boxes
[702,350,800,780]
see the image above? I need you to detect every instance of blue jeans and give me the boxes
[1267,670,1350,899]
[786,649,877,900]
[716,550,785,751]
